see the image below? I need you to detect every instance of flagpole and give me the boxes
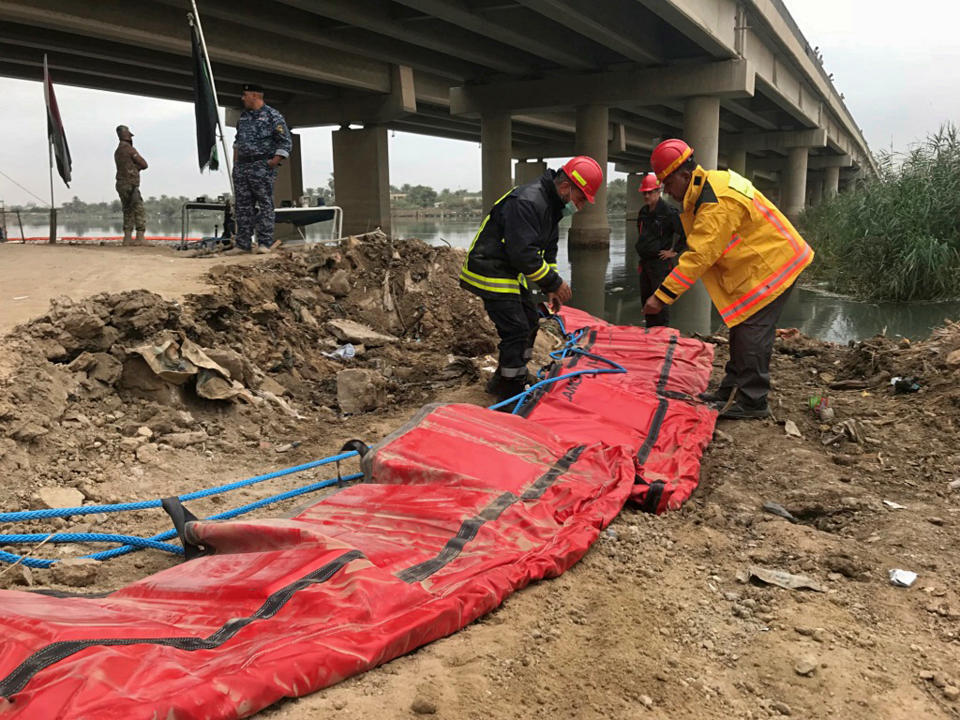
[44,54,57,244]
[189,1,234,198]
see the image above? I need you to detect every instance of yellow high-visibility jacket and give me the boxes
[653,166,814,327]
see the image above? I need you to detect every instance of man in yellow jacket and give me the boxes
[643,139,814,419]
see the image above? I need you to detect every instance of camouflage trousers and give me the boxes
[233,160,277,250]
[116,183,145,232]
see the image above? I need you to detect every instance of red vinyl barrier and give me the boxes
[0,404,634,719]
[524,309,717,511]
[0,311,717,719]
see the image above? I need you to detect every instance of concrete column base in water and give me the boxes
[273,132,303,241]
[781,145,809,222]
[568,244,609,319]
[332,126,391,236]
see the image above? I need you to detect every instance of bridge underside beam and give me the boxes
[450,59,755,116]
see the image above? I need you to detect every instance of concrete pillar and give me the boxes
[568,244,608,318]
[808,176,823,207]
[678,95,720,335]
[781,146,809,221]
[481,113,512,211]
[823,165,840,199]
[568,104,610,248]
[727,148,746,175]
[273,132,303,206]
[625,172,643,221]
[272,133,303,241]
[332,125,391,235]
[514,159,546,186]
[683,96,720,168]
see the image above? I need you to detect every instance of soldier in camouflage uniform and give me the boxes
[114,124,148,246]
[229,83,292,254]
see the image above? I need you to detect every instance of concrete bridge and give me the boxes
[1,0,874,244]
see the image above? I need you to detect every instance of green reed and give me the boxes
[799,124,960,301]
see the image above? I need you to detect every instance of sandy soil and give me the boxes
[0,243,261,335]
[1,238,959,719]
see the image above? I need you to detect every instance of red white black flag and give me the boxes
[43,55,72,187]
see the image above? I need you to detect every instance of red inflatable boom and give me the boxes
[0,309,716,719]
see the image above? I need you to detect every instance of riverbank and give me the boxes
[1,237,959,718]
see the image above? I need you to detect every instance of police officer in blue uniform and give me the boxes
[230,83,292,253]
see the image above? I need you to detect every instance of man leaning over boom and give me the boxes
[643,139,814,419]
[460,156,604,404]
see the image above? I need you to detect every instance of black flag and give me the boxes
[190,15,219,172]
[43,56,72,186]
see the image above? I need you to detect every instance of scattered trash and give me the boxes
[737,566,825,592]
[889,569,918,588]
[890,376,921,393]
[808,395,835,422]
[783,419,803,438]
[762,501,798,523]
[948,479,960,491]
[321,343,356,361]
[883,499,907,510]
[12,295,29,301]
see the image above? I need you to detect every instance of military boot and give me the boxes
[121,230,134,246]
[134,230,146,246]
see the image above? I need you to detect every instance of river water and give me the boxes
[390,218,960,344]
[12,217,960,344]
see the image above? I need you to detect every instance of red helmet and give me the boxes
[639,172,661,193]
[561,155,603,203]
[651,139,694,182]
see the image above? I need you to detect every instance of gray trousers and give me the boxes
[718,282,795,407]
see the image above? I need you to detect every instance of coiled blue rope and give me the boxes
[0,472,362,568]
[0,534,184,554]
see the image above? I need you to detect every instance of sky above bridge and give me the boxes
[1,0,958,206]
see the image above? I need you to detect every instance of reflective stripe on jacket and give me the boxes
[653,166,813,327]
[459,170,565,300]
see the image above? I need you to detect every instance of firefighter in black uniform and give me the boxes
[460,155,604,403]
[635,172,685,327]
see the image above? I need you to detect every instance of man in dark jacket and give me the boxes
[460,155,604,403]
[635,172,685,327]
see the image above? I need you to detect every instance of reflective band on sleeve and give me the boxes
[723,234,743,255]
[526,261,551,282]
[668,268,693,289]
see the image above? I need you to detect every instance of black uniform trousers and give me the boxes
[717,282,796,408]
[639,259,673,328]
[482,287,539,378]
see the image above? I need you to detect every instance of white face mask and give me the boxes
[662,193,681,209]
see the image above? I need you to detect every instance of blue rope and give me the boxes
[0,534,184,554]
[0,451,359,522]
[491,323,627,414]
[0,472,363,568]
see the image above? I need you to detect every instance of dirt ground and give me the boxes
[1,236,959,720]
[0,243,263,335]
